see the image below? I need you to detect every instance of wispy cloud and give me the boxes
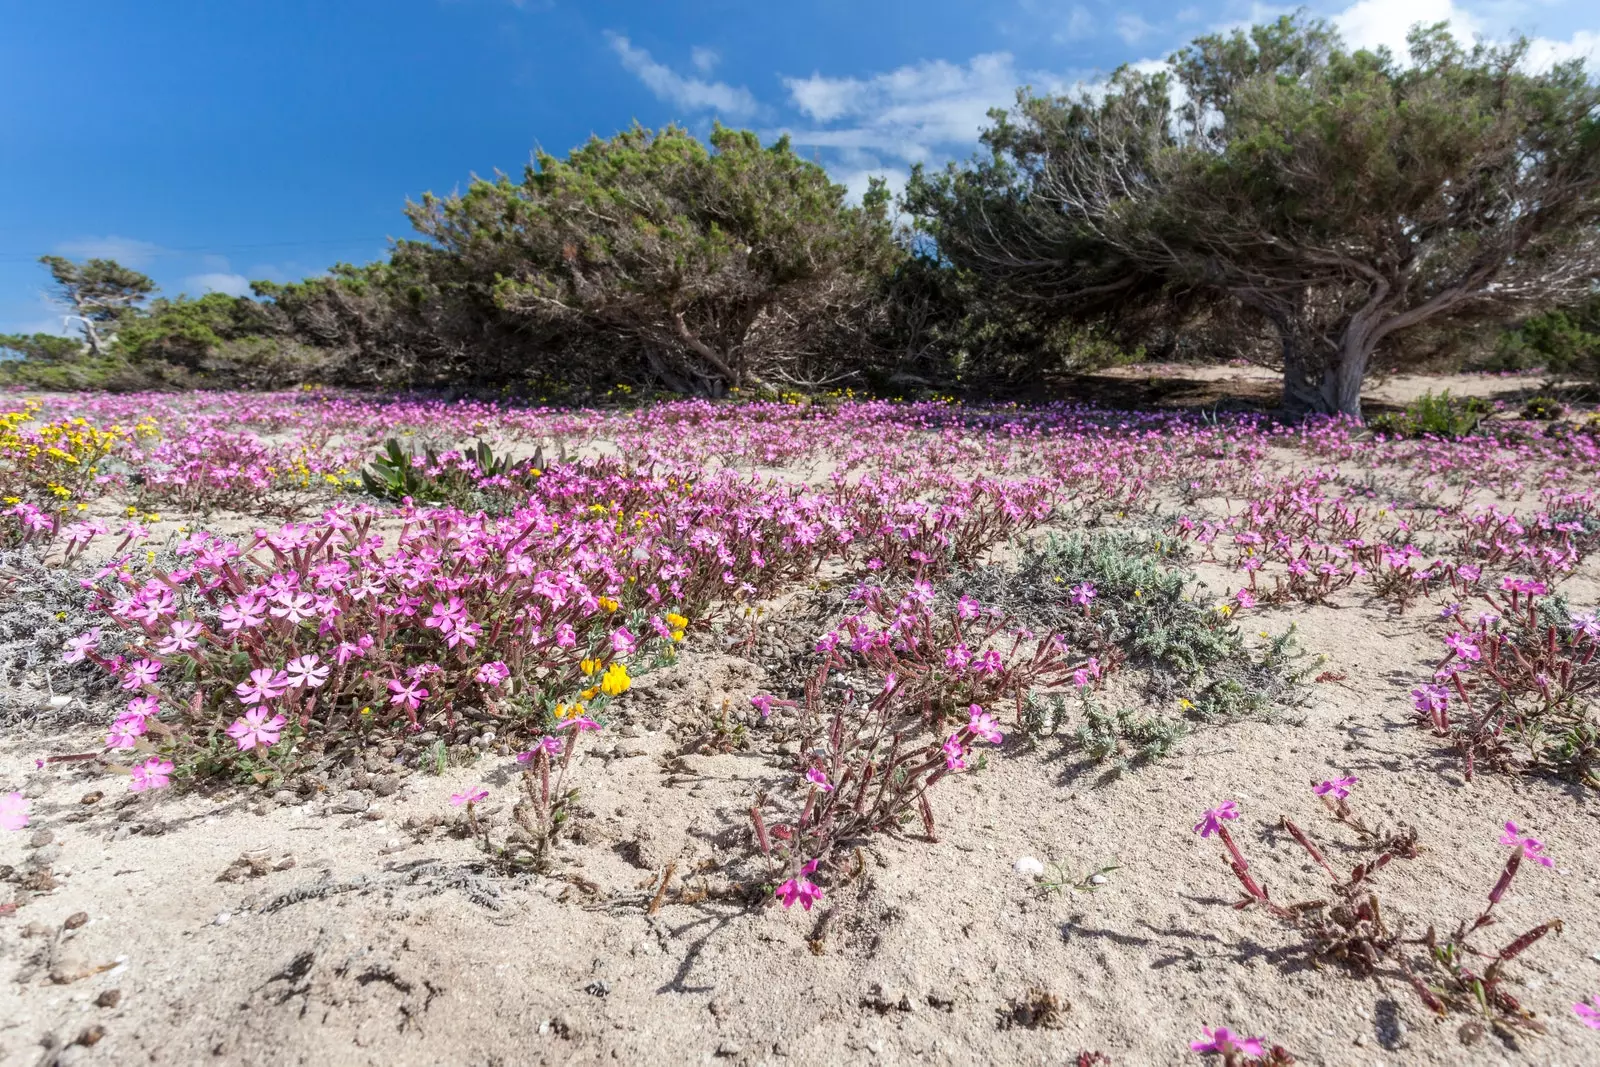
[782,52,1045,163]
[183,272,252,297]
[1116,14,1155,45]
[53,235,165,267]
[690,45,720,74]
[605,32,759,118]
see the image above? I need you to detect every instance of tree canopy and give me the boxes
[405,123,900,394]
[906,14,1600,417]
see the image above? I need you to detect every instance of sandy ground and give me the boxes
[3,389,1599,1067]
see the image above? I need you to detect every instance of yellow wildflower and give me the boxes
[600,663,631,697]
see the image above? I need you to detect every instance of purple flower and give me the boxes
[1444,632,1480,662]
[774,859,824,910]
[450,788,488,806]
[1500,821,1555,867]
[157,619,202,655]
[1193,801,1240,838]
[1069,581,1097,607]
[516,736,563,762]
[1412,685,1449,715]
[106,713,149,750]
[805,767,833,792]
[942,733,966,771]
[1189,1027,1265,1057]
[560,715,602,732]
[750,694,775,719]
[1575,996,1600,1030]
[1313,776,1358,801]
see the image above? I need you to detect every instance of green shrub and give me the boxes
[1368,390,1489,438]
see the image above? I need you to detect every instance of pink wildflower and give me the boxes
[157,619,202,655]
[1194,801,1241,838]
[387,677,428,711]
[106,713,149,749]
[129,756,174,792]
[61,630,100,664]
[0,791,29,831]
[1313,776,1358,801]
[1500,821,1555,867]
[942,733,966,771]
[610,626,638,655]
[968,705,1004,744]
[1190,1027,1265,1058]
[1574,996,1600,1030]
[226,707,287,751]
[235,668,289,705]
[450,788,489,806]
[475,661,510,687]
[805,767,833,792]
[284,654,329,690]
[121,658,161,690]
[516,736,563,762]
[774,859,824,911]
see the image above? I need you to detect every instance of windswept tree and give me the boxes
[405,123,901,394]
[908,14,1600,418]
[38,255,156,358]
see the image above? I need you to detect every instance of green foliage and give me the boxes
[406,123,901,394]
[1072,695,1188,773]
[958,530,1314,726]
[361,437,543,511]
[1495,296,1600,381]
[1522,395,1566,420]
[39,256,156,357]
[113,291,285,370]
[0,332,82,364]
[1368,390,1490,438]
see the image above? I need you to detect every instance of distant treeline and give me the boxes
[5,13,1598,418]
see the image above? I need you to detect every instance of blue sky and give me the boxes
[2,0,1597,334]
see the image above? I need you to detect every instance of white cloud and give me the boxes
[1330,0,1600,70]
[184,272,252,297]
[782,53,1042,163]
[1116,14,1155,45]
[1521,29,1600,70]
[1333,0,1483,54]
[691,45,719,74]
[53,235,165,267]
[605,32,759,118]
